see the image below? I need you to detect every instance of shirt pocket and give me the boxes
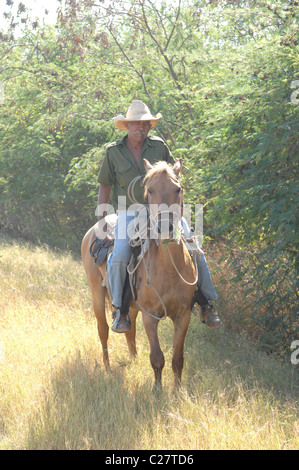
[115,161,133,188]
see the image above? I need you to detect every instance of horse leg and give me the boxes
[171,310,191,390]
[92,285,110,371]
[142,312,165,390]
[125,309,138,357]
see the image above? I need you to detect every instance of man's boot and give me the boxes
[200,302,222,330]
[111,309,131,333]
[192,288,223,330]
[111,272,132,333]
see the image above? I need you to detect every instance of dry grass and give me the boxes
[0,234,298,450]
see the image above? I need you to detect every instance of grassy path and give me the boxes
[0,235,298,450]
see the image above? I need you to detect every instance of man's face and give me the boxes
[126,121,151,143]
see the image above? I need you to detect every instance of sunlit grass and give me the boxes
[0,234,298,450]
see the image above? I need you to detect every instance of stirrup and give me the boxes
[111,309,131,333]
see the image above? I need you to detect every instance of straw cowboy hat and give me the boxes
[114,100,162,131]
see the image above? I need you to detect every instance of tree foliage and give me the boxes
[0,0,298,357]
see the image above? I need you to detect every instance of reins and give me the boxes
[167,244,198,286]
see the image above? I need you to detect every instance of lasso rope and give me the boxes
[127,175,144,205]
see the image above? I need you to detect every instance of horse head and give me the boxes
[143,159,183,240]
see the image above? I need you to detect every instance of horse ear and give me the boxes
[144,159,153,173]
[173,158,182,177]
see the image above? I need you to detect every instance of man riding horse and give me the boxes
[96,100,222,333]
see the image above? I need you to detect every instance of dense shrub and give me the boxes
[0,0,298,358]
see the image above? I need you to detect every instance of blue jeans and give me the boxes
[108,211,218,308]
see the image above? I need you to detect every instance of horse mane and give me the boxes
[143,161,179,197]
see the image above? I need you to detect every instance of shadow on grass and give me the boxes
[24,349,172,450]
[24,315,298,450]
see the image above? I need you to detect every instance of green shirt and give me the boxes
[98,135,174,210]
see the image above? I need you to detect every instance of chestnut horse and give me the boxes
[81,159,197,389]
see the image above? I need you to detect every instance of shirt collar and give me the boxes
[117,135,154,148]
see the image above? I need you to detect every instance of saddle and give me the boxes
[89,238,114,266]
[89,214,117,266]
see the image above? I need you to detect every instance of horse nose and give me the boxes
[157,217,174,239]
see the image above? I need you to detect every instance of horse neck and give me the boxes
[151,239,187,270]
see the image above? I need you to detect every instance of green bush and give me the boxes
[0,0,298,357]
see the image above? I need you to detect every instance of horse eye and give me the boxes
[148,189,152,195]
[176,187,181,194]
